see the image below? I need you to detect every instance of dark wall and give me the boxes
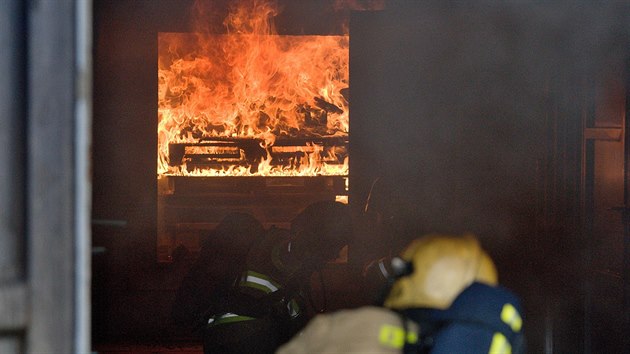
[92,0,193,344]
[93,0,195,236]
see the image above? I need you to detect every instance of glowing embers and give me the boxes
[158,31,349,177]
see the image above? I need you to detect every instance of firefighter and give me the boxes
[277,234,525,354]
[202,200,352,354]
[171,212,265,334]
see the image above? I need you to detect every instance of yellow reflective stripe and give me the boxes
[406,330,418,344]
[379,324,406,349]
[378,324,417,349]
[500,303,523,332]
[488,332,512,354]
[240,270,281,293]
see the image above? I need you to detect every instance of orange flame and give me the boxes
[158,0,349,177]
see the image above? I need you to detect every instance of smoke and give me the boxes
[350,1,630,351]
[353,0,629,236]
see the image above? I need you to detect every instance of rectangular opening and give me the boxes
[156,4,350,262]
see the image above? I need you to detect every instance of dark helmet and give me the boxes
[290,201,352,264]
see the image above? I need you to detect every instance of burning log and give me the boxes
[169,136,348,167]
[314,97,343,115]
[299,104,329,133]
[168,144,186,166]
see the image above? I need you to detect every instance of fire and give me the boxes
[157,1,349,177]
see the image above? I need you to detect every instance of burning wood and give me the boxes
[157,1,349,177]
[314,96,344,115]
[168,136,348,176]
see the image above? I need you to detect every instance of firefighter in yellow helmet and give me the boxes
[277,234,524,354]
[383,233,498,310]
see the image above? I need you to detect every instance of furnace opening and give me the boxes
[157,32,349,177]
[156,1,351,263]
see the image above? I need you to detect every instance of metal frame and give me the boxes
[0,0,92,352]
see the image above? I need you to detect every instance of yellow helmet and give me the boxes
[384,234,498,310]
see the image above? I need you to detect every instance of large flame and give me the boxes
[158,1,349,177]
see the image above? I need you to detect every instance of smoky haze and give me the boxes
[349,1,629,352]
[351,1,628,243]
